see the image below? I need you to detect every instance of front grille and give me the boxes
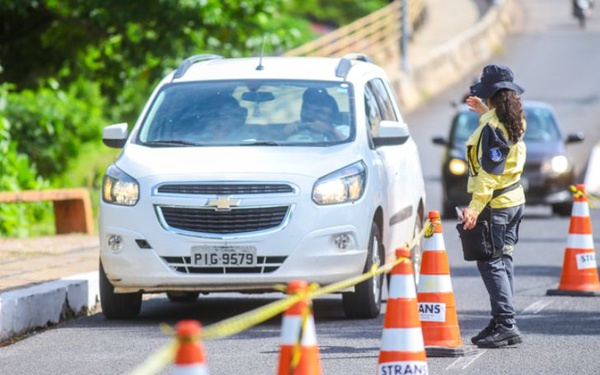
[157,184,294,195]
[161,256,287,274]
[159,206,289,234]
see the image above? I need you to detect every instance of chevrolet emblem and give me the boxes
[206,196,242,211]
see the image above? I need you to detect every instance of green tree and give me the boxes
[2,78,105,179]
[0,84,52,236]
[0,1,311,106]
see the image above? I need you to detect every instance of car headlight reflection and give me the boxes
[543,155,570,175]
[102,165,140,206]
[448,158,468,175]
[312,162,366,205]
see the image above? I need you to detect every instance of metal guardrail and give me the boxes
[284,0,425,64]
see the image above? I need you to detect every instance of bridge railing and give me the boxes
[284,0,426,89]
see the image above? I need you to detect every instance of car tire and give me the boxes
[99,261,142,319]
[411,212,424,285]
[342,222,384,319]
[552,202,573,217]
[167,291,200,303]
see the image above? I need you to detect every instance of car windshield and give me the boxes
[136,80,354,147]
[451,106,562,144]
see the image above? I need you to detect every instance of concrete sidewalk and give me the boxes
[0,0,507,344]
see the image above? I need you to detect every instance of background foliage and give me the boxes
[0,0,388,236]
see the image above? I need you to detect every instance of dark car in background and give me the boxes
[432,101,584,218]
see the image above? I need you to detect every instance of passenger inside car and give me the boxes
[284,88,347,141]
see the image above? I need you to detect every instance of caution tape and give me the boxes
[127,341,179,375]
[290,298,312,373]
[570,185,600,208]
[127,218,433,375]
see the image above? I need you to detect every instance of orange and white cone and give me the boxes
[547,184,600,296]
[277,280,323,375]
[377,247,428,375]
[417,211,474,356]
[172,320,209,375]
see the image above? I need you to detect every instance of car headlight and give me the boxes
[448,158,468,175]
[102,165,139,206]
[542,155,570,175]
[312,161,366,205]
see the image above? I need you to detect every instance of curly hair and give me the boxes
[488,89,525,143]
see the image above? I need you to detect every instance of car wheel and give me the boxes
[342,222,384,319]
[411,212,424,285]
[552,202,573,217]
[167,291,200,303]
[99,261,142,319]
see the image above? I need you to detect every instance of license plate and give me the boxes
[191,245,257,267]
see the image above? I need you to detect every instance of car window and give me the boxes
[451,106,562,144]
[364,84,383,138]
[523,107,561,141]
[451,111,479,143]
[136,80,354,146]
[367,79,398,122]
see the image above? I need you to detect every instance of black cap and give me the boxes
[470,64,524,99]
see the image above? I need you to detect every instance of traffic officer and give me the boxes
[460,64,527,349]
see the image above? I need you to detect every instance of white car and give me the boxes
[99,53,426,319]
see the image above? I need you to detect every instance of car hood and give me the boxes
[525,141,566,162]
[115,143,362,179]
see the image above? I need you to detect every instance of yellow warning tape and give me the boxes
[570,185,599,208]
[202,293,302,340]
[290,298,312,372]
[127,341,178,375]
[127,218,433,375]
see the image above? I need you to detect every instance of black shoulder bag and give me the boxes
[456,183,520,261]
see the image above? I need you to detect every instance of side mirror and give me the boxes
[432,136,448,146]
[566,132,584,144]
[373,120,409,147]
[103,123,129,148]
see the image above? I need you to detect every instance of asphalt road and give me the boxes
[2,1,600,374]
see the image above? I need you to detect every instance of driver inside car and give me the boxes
[194,95,248,142]
[284,88,346,141]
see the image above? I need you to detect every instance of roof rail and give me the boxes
[172,54,223,80]
[335,53,373,79]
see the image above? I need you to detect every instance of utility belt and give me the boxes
[492,181,521,199]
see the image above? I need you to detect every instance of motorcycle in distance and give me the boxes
[573,0,595,29]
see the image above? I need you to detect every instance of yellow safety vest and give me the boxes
[465,108,527,214]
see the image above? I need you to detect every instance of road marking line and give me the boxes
[446,349,487,370]
[522,300,553,314]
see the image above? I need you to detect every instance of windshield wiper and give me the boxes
[238,140,281,146]
[143,140,200,147]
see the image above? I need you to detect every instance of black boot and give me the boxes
[470,319,496,344]
[476,323,523,348]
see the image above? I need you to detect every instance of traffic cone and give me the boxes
[377,247,428,375]
[547,184,600,296]
[417,211,475,356]
[277,280,323,375]
[172,320,209,375]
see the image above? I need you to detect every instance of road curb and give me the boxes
[0,272,99,344]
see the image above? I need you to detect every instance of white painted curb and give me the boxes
[0,272,99,343]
